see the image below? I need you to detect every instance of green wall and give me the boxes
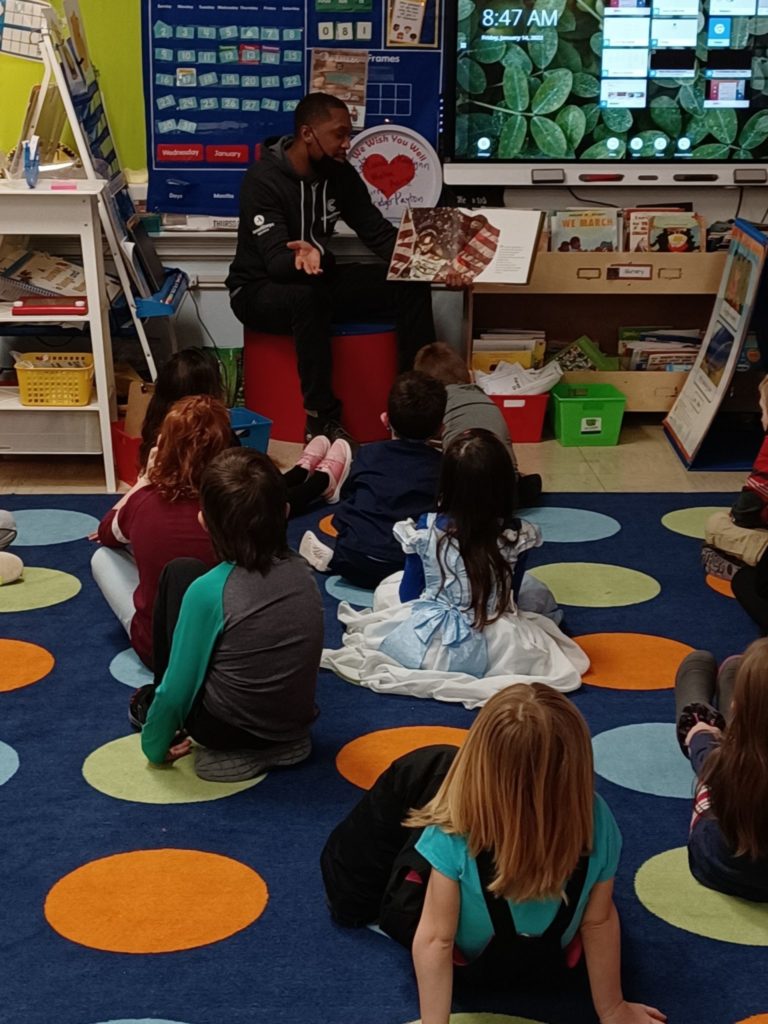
[0,1,146,173]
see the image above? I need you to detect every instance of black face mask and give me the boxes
[309,151,338,176]
[308,130,341,175]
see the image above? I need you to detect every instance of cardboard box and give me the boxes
[124,380,155,438]
[562,370,688,412]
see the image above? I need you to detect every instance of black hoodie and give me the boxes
[226,135,398,294]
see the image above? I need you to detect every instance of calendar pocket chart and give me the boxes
[142,0,445,214]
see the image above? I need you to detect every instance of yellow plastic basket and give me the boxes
[15,353,94,407]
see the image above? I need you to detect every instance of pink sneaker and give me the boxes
[296,434,331,473]
[317,438,353,503]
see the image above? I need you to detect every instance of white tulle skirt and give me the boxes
[321,573,589,709]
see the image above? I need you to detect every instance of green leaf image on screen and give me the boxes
[452,0,768,162]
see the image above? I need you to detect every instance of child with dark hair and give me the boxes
[675,640,768,901]
[414,342,542,508]
[136,447,323,782]
[139,347,227,471]
[322,428,586,705]
[299,371,446,588]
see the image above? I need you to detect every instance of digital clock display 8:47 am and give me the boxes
[480,5,560,29]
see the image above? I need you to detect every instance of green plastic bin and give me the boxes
[550,382,627,447]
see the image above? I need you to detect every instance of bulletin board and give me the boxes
[141,0,444,215]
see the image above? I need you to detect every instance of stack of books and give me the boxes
[618,327,701,371]
[471,330,546,372]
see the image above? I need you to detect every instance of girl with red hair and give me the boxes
[91,394,232,668]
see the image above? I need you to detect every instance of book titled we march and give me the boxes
[387,207,543,286]
[550,208,621,253]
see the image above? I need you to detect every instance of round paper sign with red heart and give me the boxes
[347,125,443,223]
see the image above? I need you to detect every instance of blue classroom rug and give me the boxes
[0,492,764,1024]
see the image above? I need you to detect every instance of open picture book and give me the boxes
[387,207,543,286]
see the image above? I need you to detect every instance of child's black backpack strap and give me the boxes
[467,849,591,985]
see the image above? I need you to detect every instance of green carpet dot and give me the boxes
[635,847,768,945]
[0,567,81,612]
[82,733,265,804]
[661,506,728,540]
[528,562,660,608]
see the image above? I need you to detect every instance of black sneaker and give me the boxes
[128,683,156,730]
[305,414,357,449]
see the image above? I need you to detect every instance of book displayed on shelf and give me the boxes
[0,246,119,302]
[624,207,690,252]
[550,209,621,253]
[648,213,704,253]
[387,207,543,285]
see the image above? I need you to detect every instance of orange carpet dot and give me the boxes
[575,633,694,690]
[706,574,735,598]
[0,639,55,691]
[736,1016,768,1023]
[319,514,337,538]
[44,849,268,953]
[337,726,468,789]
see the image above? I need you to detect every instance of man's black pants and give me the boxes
[231,261,435,417]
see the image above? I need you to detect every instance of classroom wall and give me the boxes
[0,0,146,173]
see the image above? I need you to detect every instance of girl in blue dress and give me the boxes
[322,428,588,706]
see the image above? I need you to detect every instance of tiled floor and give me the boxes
[0,417,746,494]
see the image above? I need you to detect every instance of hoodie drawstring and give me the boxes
[323,181,328,233]
[309,182,324,254]
[300,180,305,242]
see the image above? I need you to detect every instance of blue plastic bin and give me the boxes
[229,407,272,452]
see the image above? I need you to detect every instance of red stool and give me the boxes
[243,323,398,442]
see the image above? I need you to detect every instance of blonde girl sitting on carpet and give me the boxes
[321,428,587,706]
[407,685,666,1024]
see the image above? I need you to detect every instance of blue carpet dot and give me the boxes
[12,509,99,546]
[517,506,621,543]
[326,575,375,608]
[92,1019,194,1024]
[593,722,694,799]
[109,648,153,688]
[0,741,20,787]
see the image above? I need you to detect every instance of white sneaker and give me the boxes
[299,530,334,572]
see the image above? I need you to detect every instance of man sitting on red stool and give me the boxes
[227,92,437,443]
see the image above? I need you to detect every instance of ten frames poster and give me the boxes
[664,219,768,465]
[388,207,543,285]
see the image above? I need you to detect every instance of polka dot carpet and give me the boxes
[336,726,468,789]
[82,734,266,804]
[0,639,54,691]
[44,849,268,953]
[576,633,693,690]
[0,492,764,1024]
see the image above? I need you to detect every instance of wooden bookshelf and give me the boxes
[466,252,728,412]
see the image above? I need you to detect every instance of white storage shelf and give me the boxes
[0,181,116,489]
[0,388,102,455]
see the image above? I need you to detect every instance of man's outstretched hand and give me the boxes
[287,240,323,275]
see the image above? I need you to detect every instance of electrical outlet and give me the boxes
[187,273,199,289]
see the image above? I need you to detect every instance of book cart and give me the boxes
[0,179,118,490]
[464,250,728,413]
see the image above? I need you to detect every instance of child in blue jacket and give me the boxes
[300,371,446,588]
